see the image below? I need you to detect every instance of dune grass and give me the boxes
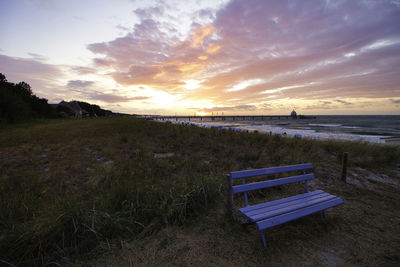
[0,117,399,266]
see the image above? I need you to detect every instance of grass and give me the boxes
[0,117,399,266]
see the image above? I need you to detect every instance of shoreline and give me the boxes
[156,118,394,144]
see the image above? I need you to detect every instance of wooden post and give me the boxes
[226,174,233,217]
[341,152,348,182]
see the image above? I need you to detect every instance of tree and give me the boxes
[0,73,6,82]
[0,77,32,123]
[16,81,33,96]
[0,73,57,123]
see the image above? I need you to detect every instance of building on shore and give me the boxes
[290,109,297,118]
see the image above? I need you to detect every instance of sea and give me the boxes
[156,115,400,144]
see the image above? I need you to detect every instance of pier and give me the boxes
[142,115,316,121]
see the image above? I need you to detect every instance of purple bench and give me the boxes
[227,163,343,247]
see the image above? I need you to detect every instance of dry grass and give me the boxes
[92,169,400,267]
[0,117,399,266]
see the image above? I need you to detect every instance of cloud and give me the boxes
[0,54,145,105]
[191,25,215,47]
[0,53,152,108]
[89,93,151,103]
[305,101,336,110]
[67,85,151,103]
[0,54,62,80]
[205,0,400,97]
[335,99,353,105]
[198,104,256,112]
[116,24,131,32]
[2,0,399,115]
[71,66,97,75]
[133,6,164,20]
[27,52,46,61]
[67,80,95,88]
[81,0,400,113]
[86,6,220,91]
[130,96,151,100]
[88,19,171,68]
[0,54,64,99]
[193,8,217,24]
[93,58,116,67]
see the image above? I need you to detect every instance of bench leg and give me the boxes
[260,231,267,248]
[323,210,327,219]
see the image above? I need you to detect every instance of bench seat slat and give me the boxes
[232,174,315,194]
[248,194,337,222]
[244,192,332,217]
[256,197,344,231]
[230,163,313,179]
[239,190,324,213]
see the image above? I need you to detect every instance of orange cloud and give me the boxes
[85,1,400,115]
[191,25,215,47]
[206,43,221,54]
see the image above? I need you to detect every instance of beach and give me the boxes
[157,115,400,144]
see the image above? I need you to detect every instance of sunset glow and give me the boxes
[1,0,399,115]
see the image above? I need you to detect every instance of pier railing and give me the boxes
[140,115,316,121]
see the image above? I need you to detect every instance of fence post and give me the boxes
[341,152,348,182]
[226,174,233,217]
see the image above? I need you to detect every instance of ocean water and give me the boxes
[158,115,400,144]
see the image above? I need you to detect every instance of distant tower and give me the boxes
[290,109,297,118]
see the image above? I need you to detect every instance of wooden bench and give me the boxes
[226,163,344,247]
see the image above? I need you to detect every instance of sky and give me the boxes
[1,0,400,115]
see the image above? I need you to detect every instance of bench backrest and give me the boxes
[229,163,314,207]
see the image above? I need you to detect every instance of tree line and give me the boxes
[0,73,58,123]
[0,73,117,123]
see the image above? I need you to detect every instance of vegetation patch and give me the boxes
[0,117,399,266]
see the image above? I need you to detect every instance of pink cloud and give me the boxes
[84,0,400,112]
[0,54,64,100]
